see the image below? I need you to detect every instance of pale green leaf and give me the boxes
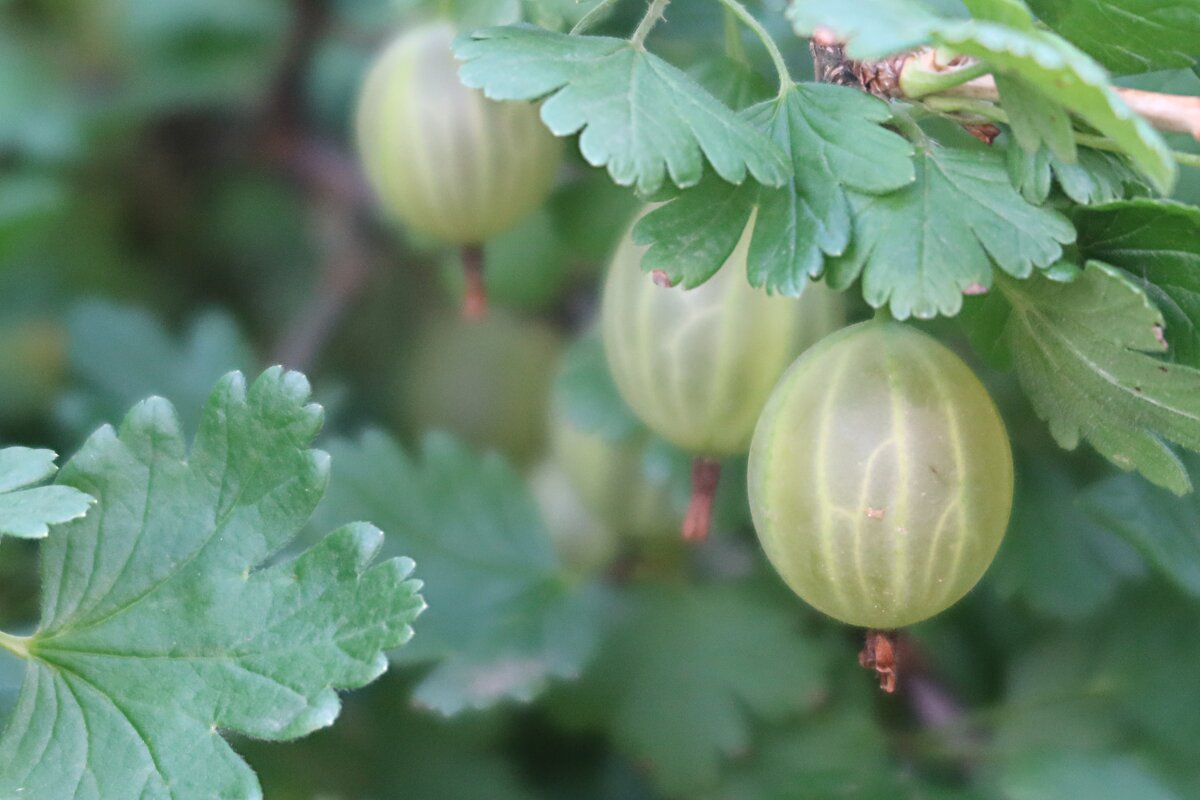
[634,82,914,293]
[825,145,1075,319]
[453,25,791,194]
[786,0,947,59]
[318,431,606,716]
[0,369,424,799]
[0,448,93,540]
[1027,0,1200,74]
[997,262,1200,493]
[1073,199,1200,366]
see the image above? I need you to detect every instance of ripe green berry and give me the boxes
[529,459,619,575]
[748,320,1014,629]
[355,22,561,245]
[601,213,845,458]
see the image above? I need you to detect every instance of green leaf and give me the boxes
[453,25,791,194]
[689,54,773,111]
[0,368,424,799]
[318,431,606,715]
[1027,0,1200,74]
[988,459,1146,619]
[996,74,1077,161]
[1083,456,1200,596]
[787,0,948,59]
[1007,142,1146,205]
[1073,200,1200,366]
[825,145,1075,319]
[1002,753,1183,800]
[787,2,1178,191]
[57,301,257,438]
[549,583,828,796]
[996,262,1200,493]
[553,333,640,441]
[634,83,914,294]
[938,21,1177,193]
[0,448,93,540]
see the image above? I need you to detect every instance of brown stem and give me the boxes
[859,629,899,693]
[461,244,488,320]
[682,456,721,542]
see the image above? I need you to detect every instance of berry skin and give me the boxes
[601,212,845,458]
[355,23,561,245]
[748,320,1014,629]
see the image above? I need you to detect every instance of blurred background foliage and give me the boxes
[1,0,1199,798]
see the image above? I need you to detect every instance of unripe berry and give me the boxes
[748,320,1014,629]
[355,22,561,246]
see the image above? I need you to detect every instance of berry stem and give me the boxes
[461,244,488,320]
[682,456,721,542]
[859,629,899,693]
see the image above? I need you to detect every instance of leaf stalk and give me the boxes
[0,630,31,660]
[630,0,670,49]
[716,0,793,94]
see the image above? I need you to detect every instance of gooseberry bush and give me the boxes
[1,0,1200,798]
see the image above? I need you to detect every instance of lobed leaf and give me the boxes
[634,83,914,294]
[825,145,1074,319]
[789,0,1178,192]
[453,25,790,194]
[549,583,829,796]
[1072,199,1200,366]
[1006,141,1146,205]
[318,431,607,715]
[0,368,424,799]
[0,447,93,540]
[997,263,1200,494]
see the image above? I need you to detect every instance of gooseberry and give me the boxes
[748,320,1014,631]
[601,211,844,539]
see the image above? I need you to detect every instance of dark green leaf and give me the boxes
[1073,200,1200,366]
[1007,142,1146,205]
[1083,456,1200,596]
[996,263,1200,493]
[635,83,914,293]
[996,74,1077,160]
[826,145,1074,319]
[0,369,423,799]
[453,25,791,194]
[0,448,93,540]
[988,460,1145,619]
[550,583,828,796]
[1027,0,1200,74]
[319,431,606,715]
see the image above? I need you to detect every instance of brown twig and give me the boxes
[813,43,1200,143]
[262,0,375,370]
[682,457,721,542]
